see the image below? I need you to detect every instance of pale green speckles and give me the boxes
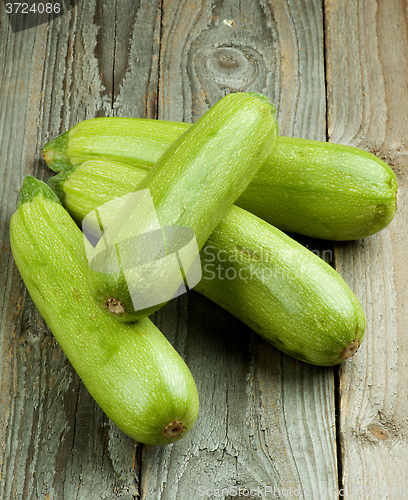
[11,182,200,445]
[314,318,323,329]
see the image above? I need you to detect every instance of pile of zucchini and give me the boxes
[10,92,398,446]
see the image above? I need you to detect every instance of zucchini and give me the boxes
[10,176,199,445]
[50,161,365,366]
[85,92,278,322]
[43,117,398,241]
[196,206,365,366]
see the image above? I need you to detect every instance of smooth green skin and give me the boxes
[239,137,397,240]
[10,176,199,445]
[43,118,398,241]
[50,161,365,366]
[84,92,278,322]
[196,206,365,366]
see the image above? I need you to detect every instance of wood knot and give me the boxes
[204,45,261,91]
[368,425,390,441]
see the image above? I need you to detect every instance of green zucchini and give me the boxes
[10,175,199,445]
[43,116,398,241]
[50,161,365,366]
[85,92,278,322]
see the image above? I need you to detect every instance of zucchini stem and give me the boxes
[106,298,126,315]
[341,339,361,360]
[163,421,186,439]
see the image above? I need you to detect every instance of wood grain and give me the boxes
[3,0,405,498]
[0,1,159,498]
[0,0,339,498]
[135,0,339,498]
[112,0,162,119]
[325,0,408,496]
[158,0,327,139]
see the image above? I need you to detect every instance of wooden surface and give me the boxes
[0,1,406,498]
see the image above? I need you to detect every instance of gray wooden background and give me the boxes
[1,1,407,499]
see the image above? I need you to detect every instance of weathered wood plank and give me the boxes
[325,0,408,496]
[6,0,404,498]
[112,0,162,119]
[0,1,161,498]
[136,0,339,498]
